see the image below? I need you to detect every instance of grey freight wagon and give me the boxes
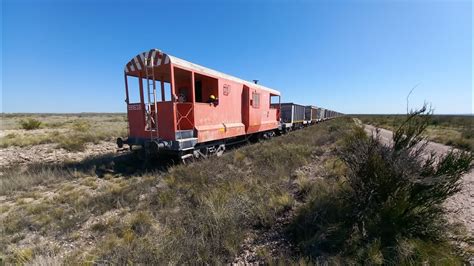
[318,108,326,121]
[305,106,319,124]
[279,103,306,130]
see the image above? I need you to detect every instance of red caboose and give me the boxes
[118,49,281,159]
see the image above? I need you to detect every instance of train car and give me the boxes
[315,108,322,122]
[318,108,326,121]
[304,106,312,125]
[118,49,281,159]
[304,106,319,124]
[327,110,333,119]
[278,103,306,130]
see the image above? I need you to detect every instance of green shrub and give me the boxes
[449,138,472,151]
[288,106,472,263]
[461,127,473,139]
[71,120,91,132]
[18,118,42,130]
[57,135,88,151]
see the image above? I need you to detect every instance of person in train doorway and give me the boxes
[178,92,187,103]
[207,94,219,105]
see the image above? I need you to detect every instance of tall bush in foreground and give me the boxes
[288,106,472,264]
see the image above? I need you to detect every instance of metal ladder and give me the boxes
[144,57,159,137]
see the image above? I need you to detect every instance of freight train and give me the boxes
[117,49,343,160]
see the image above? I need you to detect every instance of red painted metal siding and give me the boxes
[246,87,278,133]
[156,102,175,141]
[176,103,194,130]
[194,79,246,142]
[127,103,147,138]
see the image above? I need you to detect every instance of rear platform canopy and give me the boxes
[124,49,170,75]
[124,49,280,96]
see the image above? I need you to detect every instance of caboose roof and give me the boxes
[124,49,280,96]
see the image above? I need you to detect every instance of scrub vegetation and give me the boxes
[288,107,472,264]
[18,118,42,130]
[1,118,345,264]
[0,113,127,151]
[356,114,474,152]
[0,113,472,264]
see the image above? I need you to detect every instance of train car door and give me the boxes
[242,85,263,133]
[242,85,250,131]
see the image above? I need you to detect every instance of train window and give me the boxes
[270,95,279,108]
[126,76,141,103]
[163,82,171,101]
[252,92,260,108]
[194,73,218,103]
[174,67,192,102]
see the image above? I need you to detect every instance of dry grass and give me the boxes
[0,118,350,264]
[0,114,127,151]
[0,165,82,195]
[2,114,470,264]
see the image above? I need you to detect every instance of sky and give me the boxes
[1,0,472,114]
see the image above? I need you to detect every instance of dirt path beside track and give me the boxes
[364,124,474,240]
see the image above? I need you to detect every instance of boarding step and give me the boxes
[172,137,198,150]
[175,130,194,140]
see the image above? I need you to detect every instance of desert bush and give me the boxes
[288,106,472,263]
[447,138,472,151]
[57,135,88,151]
[71,120,92,132]
[18,118,42,130]
[461,127,473,139]
[57,130,114,152]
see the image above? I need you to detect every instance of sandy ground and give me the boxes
[364,125,474,240]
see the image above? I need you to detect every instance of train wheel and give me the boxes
[216,144,226,157]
